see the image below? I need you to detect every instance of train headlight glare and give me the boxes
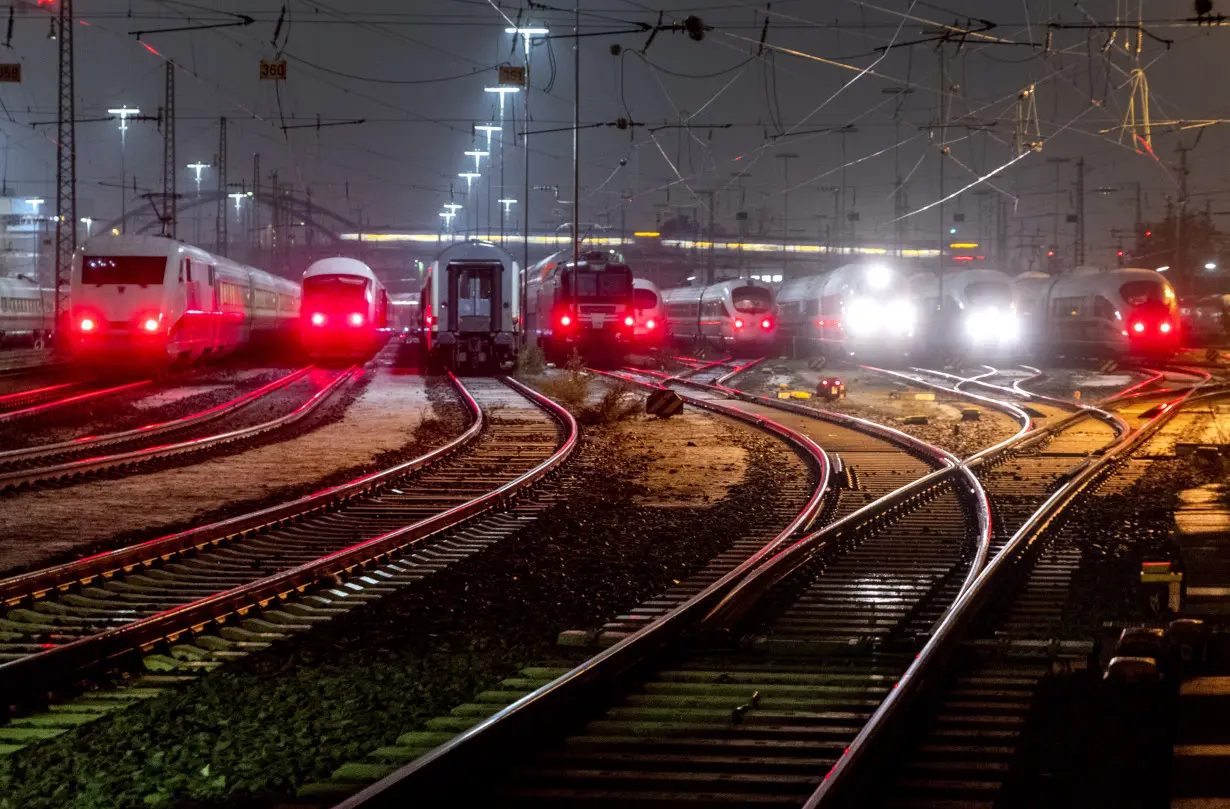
[866,265,891,290]
[964,308,998,342]
[885,299,914,334]
[845,297,878,336]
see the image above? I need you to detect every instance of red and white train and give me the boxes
[300,257,389,359]
[631,277,667,350]
[70,235,299,366]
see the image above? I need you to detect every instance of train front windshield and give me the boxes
[570,267,633,300]
[304,275,371,311]
[1121,280,1169,307]
[966,282,1013,308]
[633,288,658,311]
[732,286,773,313]
[82,256,166,286]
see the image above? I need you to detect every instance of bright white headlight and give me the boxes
[964,307,998,342]
[886,299,915,335]
[845,297,879,336]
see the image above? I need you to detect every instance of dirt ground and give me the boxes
[738,362,1023,457]
[0,364,455,576]
[612,410,747,507]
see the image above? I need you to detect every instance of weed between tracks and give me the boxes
[0,414,806,809]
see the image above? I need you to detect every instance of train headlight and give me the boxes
[1001,313,1020,343]
[885,299,914,335]
[349,313,365,327]
[311,312,326,326]
[845,297,878,337]
[964,308,998,343]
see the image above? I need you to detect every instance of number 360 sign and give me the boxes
[259,60,288,81]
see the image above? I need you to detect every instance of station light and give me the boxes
[1205,261,1218,271]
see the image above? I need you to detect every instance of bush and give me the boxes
[579,377,642,425]
[536,351,590,408]
[516,344,546,378]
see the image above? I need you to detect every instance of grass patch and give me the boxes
[578,377,642,425]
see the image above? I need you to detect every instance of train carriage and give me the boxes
[0,275,52,348]
[1014,266,1179,359]
[524,248,634,364]
[421,240,520,371]
[70,235,299,366]
[661,278,777,356]
[776,263,914,359]
[300,257,389,359]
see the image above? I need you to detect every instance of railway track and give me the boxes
[0,365,353,491]
[0,375,576,729]
[0,377,155,423]
[327,359,1165,809]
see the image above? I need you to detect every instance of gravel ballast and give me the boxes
[0,407,810,808]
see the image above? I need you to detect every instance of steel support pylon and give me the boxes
[53,0,76,340]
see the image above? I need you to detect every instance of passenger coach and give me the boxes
[70,235,299,366]
[300,257,389,359]
[0,275,52,348]
[420,240,520,371]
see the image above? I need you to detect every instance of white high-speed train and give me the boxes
[661,278,777,356]
[1014,267,1179,358]
[300,257,389,359]
[776,263,914,358]
[70,235,299,365]
[909,268,1018,355]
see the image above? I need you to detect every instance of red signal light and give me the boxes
[1117,250,1124,257]
[1047,250,1055,257]
[1144,230,1152,237]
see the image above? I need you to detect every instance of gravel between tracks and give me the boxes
[0,406,808,808]
[0,365,466,577]
[741,363,1021,456]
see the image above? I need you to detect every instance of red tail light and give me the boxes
[310,312,326,326]
[646,319,656,330]
[559,314,572,327]
[1160,320,1172,334]
[734,318,745,329]
[624,315,634,327]
[1132,321,1145,333]
[760,318,773,330]
[79,317,95,332]
[142,317,160,333]
[349,313,365,327]
[425,314,434,325]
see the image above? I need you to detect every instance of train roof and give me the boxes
[909,268,1012,297]
[303,257,380,283]
[433,239,518,267]
[633,277,662,293]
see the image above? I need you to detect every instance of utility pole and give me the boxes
[696,189,716,284]
[269,169,278,271]
[937,38,948,314]
[216,117,227,255]
[252,153,260,253]
[1045,157,1070,267]
[160,61,176,238]
[1176,143,1190,282]
[1075,157,1086,265]
[571,3,581,272]
[53,0,76,340]
[838,126,857,252]
[776,152,797,274]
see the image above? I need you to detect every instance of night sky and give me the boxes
[5,1,1229,268]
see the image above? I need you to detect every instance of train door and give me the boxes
[448,262,501,333]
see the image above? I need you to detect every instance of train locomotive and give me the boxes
[300,257,389,359]
[661,278,777,356]
[631,277,667,350]
[525,248,634,364]
[1014,266,1179,359]
[420,240,520,371]
[776,263,914,360]
[70,235,299,366]
[0,275,52,348]
[909,268,1019,357]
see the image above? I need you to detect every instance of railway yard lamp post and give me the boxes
[186,162,210,244]
[475,124,502,238]
[459,173,481,237]
[108,106,140,233]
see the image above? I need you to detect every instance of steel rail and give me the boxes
[0,367,346,490]
[0,366,314,464]
[804,377,1220,809]
[0,372,485,608]
[332,367,834,809]
[0,375,576,700]
[0,378,153,424]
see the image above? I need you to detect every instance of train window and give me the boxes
[966,282,1012,307]
[633,288,658,310]
[82,256,166,286]
[1120,280,1165,306]
[731,286,772,313]
[1052,296,1086,318]
[1093,296,1117,321]
[456,267,493,318]
[571,266,632,298]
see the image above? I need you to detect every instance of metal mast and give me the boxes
[216,117,227,255]
[54,0,77,339]
[160,61,176,238]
